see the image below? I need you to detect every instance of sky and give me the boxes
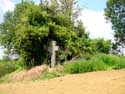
[78,0,114,40]
[0,0,114,59]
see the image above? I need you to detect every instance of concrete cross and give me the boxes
[51,41,59,68]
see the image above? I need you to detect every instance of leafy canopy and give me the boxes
[105,0,125,47]
[0,0,112,68]
[0,0,91,68]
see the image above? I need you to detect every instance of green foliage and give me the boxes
[64,54,125,74]
[105,0,125,46]
[0,0,113,69]
[40,71,63,80]
[115,58,125,69]
[0,11,15,51]
[92,38,111,54]
[64,59,107,74]
[0,0,91,68]
[95,54,125,69]
[96,54,118,66]
[15,58,26,70]
[0,60,17,77]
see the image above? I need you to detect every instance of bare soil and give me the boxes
[0,70,125,94]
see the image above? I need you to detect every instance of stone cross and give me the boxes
[51,41,59,68]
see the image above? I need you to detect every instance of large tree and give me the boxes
[105,0,125,47]
[0,0,90,68]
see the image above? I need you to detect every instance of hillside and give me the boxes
[0,70,125,94]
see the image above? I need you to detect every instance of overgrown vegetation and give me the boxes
[0,54,125,83]
[64,54,125,74]
[0,0,91,68]
[0,0,125,83]
[0,0,112,68]
[0,60,17,77]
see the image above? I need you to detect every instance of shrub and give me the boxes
[95,54,118,66]
[87,58,107,71]
[114,57,125,69]
[64,54,125,74]
[94,54,125,69]
[64,58,107,74]
[15,58,26,70]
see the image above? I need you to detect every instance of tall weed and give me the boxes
[64,54,125,74]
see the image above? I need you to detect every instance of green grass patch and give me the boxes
[0,60,18,78]
[64,59,107,74]
[32,71,65,81]
[95,54,125,69]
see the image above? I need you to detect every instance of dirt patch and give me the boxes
[0,70,125,94]
[11,65,48,81]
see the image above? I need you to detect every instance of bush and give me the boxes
[95,54,125,69]
[96,54,118,66]
[64,58,107,74]
[114,57,125,69]
[64,54,125,74]
[15,58,26,70]
[0,60,17,77]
